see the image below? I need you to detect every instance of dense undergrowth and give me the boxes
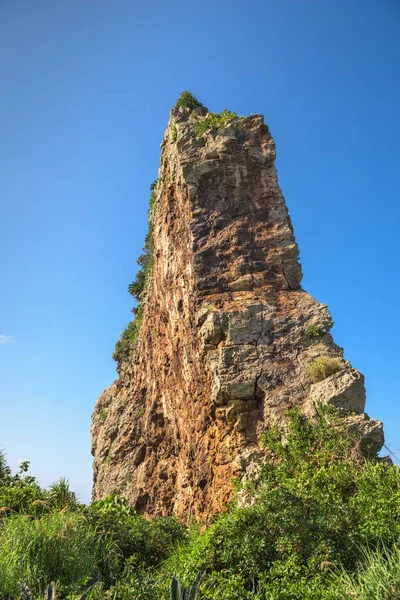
[1,406,400,599]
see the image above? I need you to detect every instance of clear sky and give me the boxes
[1,0,399,503]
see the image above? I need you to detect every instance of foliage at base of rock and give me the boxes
[2,407,398,599]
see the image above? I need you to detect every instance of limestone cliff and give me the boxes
[91,101,383,520]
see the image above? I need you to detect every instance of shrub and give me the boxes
[1,411,400,599]
[162,407,400,599]
[307,356,342,383]
[195,109,239,137]
[85,494,188,585]
[99,408,108,424]
[114,181,157,365]
[149,180,158,213]
[171,125,178,142]
[305,325,324,337]
[112,312,142,364]
[0,459,49,517]
[175,91,204,110]
[128,229,154,303]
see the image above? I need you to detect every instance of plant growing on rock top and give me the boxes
[307,356,342,383]
[174,91,204,110]
[195,109,239,137]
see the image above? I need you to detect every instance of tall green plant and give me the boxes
[170,574,203,600]
[333,545,400,599]
[0,512,99,598]
[47,477,78,510]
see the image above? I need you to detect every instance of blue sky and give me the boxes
[0,0,399,503]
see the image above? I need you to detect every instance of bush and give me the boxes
[128,229,154,303]
[305,325,324,337]
[161,407,400,599]
[1,410,400,599]
[114,181,157,365]
[175,91,204,110]
[0,458,49,517]
[85,494,188,585]
[112,311,142,363]
[307,356,342,383]
[195,109,239,137]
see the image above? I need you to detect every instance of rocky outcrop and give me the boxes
[91,103,383,521]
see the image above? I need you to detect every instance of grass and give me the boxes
[0,512,98,598]
[333,545,400,599]
[307,356,342,383]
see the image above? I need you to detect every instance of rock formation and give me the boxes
[91,100,383,521]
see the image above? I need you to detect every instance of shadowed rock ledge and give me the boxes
[91,103,383,521]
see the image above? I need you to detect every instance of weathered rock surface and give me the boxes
[91,105,383,520]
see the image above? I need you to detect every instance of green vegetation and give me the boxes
[113,311,143,363]
[195,109,239,137]
[308,355,342,383]
[1,407,400,598]
[332,545,400,599]
[0,512,98,597]
[0,460,187,599]
[305,324,325,337]
[113,182,157,364]
[170,574,203,599]
[171,125,178,142]
[99,408,107,424]
[174,91,204,110]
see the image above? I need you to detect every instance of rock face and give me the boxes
[91,104,383,520]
